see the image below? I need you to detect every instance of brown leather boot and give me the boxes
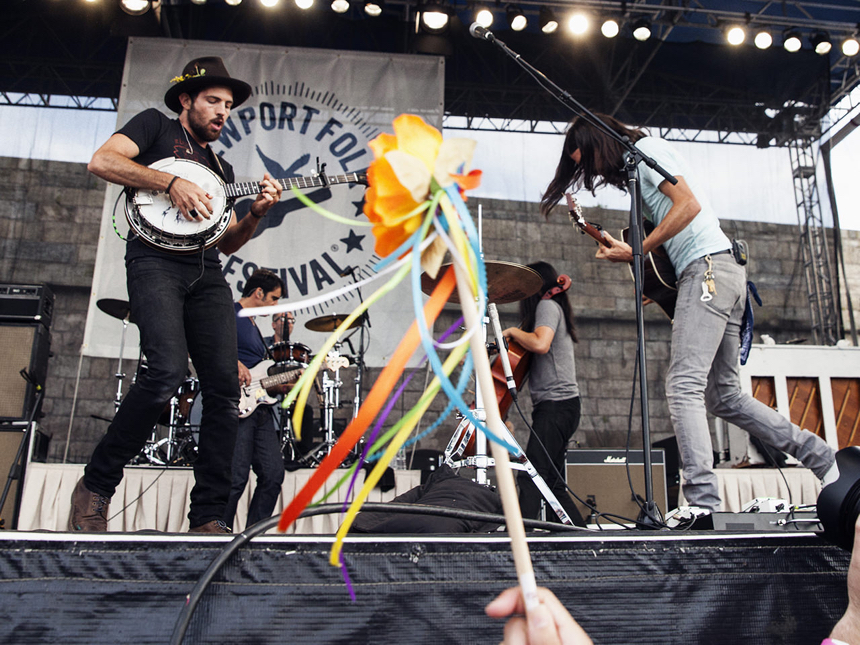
[68,477,110,532]
[188,520,232,534]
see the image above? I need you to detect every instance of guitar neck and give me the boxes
[225,172,365,199]
[260,369,301,389]
[565,193,612,248]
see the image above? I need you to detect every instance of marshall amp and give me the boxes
[566,449,669,523]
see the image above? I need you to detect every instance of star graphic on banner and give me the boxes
[352,198,364,215]
[340,229,365,253]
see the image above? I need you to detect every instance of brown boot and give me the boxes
[188,520,232,534]
[69,477,110,532]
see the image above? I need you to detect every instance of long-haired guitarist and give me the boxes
[502,261,585,526]
[543,113,837,513]
[70,57,283,534]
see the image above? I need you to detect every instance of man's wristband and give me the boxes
[166,175,179,195]
[249,209,265,219]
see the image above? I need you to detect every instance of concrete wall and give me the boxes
[1,156,856,465]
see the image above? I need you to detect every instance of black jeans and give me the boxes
[517,396,584,526]
[84,257,239,527]
[223,405,285,529]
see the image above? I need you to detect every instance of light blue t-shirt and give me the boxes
[636,137,731,275]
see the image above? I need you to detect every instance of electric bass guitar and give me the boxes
[238,361,303,419]
[125,158,366,254]
[565,192,678,320]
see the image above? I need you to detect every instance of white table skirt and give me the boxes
[17,463,421,534]
[679,467,822,512]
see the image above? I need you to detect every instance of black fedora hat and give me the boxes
[164,56,252,114]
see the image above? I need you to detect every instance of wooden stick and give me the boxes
[451,259,539,611]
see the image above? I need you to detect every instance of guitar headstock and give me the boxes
[565,192,586,228]
[325,354,349,371]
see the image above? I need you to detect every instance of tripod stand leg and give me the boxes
[512,456,574,526]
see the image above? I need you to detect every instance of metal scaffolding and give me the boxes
[789,139,841,345]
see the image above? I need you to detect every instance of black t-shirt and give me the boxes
[117,108,236,267]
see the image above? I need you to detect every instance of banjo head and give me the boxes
[126,158,232,253]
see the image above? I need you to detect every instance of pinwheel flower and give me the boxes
[363,114,482,257]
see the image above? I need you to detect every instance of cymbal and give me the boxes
[97,298,134,323]
[420,260,542,305]
[305,312,367,332]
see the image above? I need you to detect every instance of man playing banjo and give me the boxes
[70,56,283,533]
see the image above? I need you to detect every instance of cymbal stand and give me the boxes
[318,345,345,458]
[113,317,131,411]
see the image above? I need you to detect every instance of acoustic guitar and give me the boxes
[565,192,678,320]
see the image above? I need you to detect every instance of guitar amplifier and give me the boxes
[566,449,668,522]
[0,284,54,329]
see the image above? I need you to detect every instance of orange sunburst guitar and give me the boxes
[565,192,678,320]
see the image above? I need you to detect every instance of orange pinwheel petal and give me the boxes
[391,114,442,173]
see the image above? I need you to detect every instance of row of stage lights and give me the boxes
[114,0,860,56]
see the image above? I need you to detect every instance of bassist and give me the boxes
[225,269,289,531]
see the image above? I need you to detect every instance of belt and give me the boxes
[709,249,732,256]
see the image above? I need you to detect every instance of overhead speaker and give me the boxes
[0,323,51,421]
[566,449,668,523]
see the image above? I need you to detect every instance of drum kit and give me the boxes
[93,260,554,484]
[95,297,368,469]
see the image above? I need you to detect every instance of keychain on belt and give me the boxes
[701,255,716,302]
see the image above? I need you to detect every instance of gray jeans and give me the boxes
[666,253,835,511]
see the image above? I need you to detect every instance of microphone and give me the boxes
[339,266,356,278]
[487,303,517,400]
[469,22,496,42]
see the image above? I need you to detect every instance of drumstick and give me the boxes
[451,260,539,612]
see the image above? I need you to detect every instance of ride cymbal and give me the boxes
[305,312,367,332]
[420,260,542,304]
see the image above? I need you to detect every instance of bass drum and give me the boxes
[135,362,200,426]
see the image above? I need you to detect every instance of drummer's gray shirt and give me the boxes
[528,299,580,406]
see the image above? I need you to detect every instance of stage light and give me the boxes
[364,0,383,16]
[296,0,313,8]
[225,0,242,5]
[507,5,527,32]
[754,30,772,49]
[420,3,450,32]
[601,18,619,38]
[120,0,151,14]
[475,7,493,28]
[539,7,558,34]
[331,0,349,12]
[843,37,860,57]
[812,31,832,55]
[783,28,802,52]
[726,26,745,46]
[632,18,651,42]
[261,0,280,7]
[190,0,206,5]
[567,12,589,36]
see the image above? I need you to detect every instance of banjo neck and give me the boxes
[224,172,366,199]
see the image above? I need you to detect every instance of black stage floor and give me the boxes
[0,528,850,645]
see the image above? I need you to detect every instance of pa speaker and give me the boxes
[0,323,51,421]
[566,449,669,522]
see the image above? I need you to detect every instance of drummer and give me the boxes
[267,312,317,464]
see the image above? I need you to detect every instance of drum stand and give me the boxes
[302,344,349,466]
[443,309,575,526]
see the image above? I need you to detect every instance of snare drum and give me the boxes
[269,341,311,366]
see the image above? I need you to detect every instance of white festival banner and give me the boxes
[84,37,444,366]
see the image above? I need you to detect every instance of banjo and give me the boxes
[125,157,366,253]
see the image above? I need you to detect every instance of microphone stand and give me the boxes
[474,26,674,527]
